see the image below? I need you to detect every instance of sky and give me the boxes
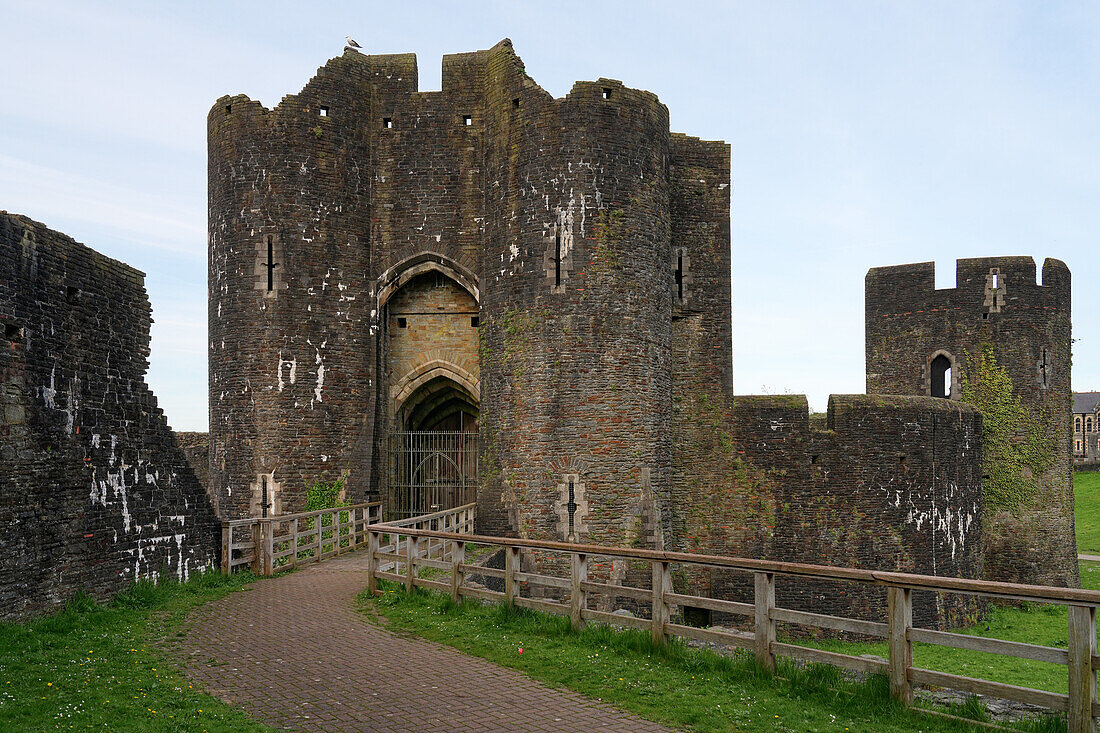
[2,1,1097,431]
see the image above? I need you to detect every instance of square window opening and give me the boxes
[224,104,232,115]
[4,323,21,341]
[471,316,479,327]
[602,88,612,100]
[683,605,711,628]
[383,117,393,129]
[319,106,329,117]
[397,317,407,329]
[512,97,521,109]
[463,115,472,126]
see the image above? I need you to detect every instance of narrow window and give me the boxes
[65,286,80,302]
[1039,348,1052,389]
[1088,417,1095,433]
[463,115,472,126]
[675,250,684,301]
[397,317,407,329]
[931,354,952,398]
[602,88,612,100]
[470,316,479,327]
[4,323,21,341]
[383,117,393,129]
[261,475,269,518]
[512,97,520,109]
[554,228,562,288]
[319,106,329,117]
[265,235,277,292]
[566,478,577,540]
[1077,417,1084,434]
[225,104,232,115]
[992,273,999,289]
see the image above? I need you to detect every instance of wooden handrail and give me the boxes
[368,519,1100,731]
[256,501,382,524]
[371,525,1100,607]
[382,502,476,528]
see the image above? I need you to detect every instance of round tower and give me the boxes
[476,44,676,569]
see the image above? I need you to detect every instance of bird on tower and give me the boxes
[346,36,362,50]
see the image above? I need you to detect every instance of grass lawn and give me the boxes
[0,572,270,732]
[363,581,1064,733]
[1075,471,1100,555]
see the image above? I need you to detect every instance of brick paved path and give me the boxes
[170,552,675,732]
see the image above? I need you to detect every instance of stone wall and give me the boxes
[866,257,1077,587]
[675,394,984,629]
[0,213,220,620]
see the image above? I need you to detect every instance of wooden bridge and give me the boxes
[219,502,1100,732]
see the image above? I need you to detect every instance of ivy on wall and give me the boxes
[960,344,1055,512]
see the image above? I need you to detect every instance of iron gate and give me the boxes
[388,431,478,519]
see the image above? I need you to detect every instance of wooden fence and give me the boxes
[221,501,383,576]
[366,524,1100,732]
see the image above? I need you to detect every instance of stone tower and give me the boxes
[866,257,1077,587]
[206,39,731,558]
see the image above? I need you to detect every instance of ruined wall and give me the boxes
[867,258,1077,587]
[0,213,220,620]
[675,394,983,629]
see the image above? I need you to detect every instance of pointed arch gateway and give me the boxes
[380,253,481,519]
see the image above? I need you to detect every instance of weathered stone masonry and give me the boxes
[208,41,1026,626]
[867,257,1077,587]
[0,213,221,620]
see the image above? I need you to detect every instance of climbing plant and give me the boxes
[960,344,1055,512]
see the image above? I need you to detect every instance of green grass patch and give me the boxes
[1074,471,1100,555]
[0,572,270,732]
[362,581,1065,732]
[800,560,1100,700]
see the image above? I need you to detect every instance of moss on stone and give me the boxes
[961,344,1055,512]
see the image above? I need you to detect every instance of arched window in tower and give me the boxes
[930,354,952,399]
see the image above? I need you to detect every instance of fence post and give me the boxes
[1068,604,1097,733]
[262,520,274,576]
[451,540,465,603]
[367,529,380,596]
[754,572,776,672]
[571,552,587,631]
[652,561,670,647]
[250,522,262,575]
[405,534,419,594]
[315,512,323,561]
[221,524,230,575]
[887,586,913,706]
[505,546,519,608]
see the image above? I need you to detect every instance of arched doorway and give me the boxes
[389,374,479,518]
[380,259,480,519]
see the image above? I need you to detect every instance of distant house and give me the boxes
[1074,392,1100,465]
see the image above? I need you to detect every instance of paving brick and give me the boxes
[167,551,674,732]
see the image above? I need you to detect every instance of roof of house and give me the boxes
[1074,392,1100,414]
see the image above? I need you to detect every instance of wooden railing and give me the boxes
[221,501,383,576]
[366,526,1100,732]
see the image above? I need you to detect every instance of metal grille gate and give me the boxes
[388,431,478,520]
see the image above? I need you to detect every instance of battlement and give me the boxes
[866,256,1070,317]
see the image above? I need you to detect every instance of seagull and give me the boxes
[346,36,362,50]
